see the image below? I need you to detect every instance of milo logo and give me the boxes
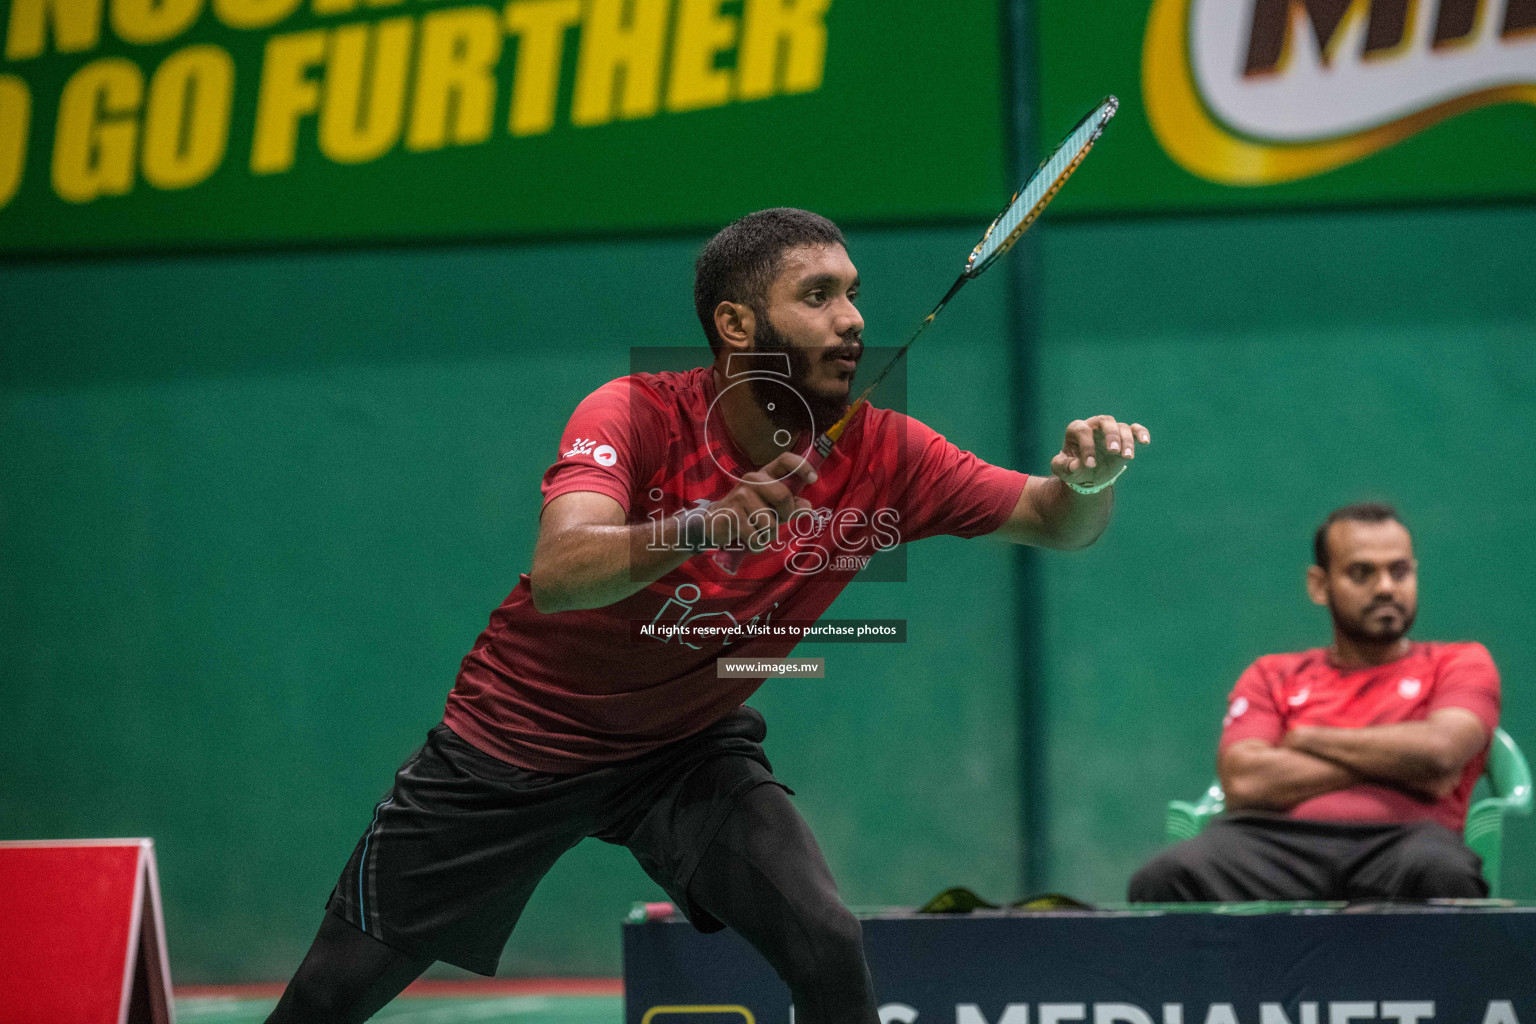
[1144,0,1536,184]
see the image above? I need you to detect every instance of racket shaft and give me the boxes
[850,272,967,405]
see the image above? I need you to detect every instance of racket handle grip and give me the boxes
[710,448,826,576]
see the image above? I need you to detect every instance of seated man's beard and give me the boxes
[1331,599,1416,645]
[749,314,858,435]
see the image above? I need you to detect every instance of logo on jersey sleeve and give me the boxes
[1287,688,1310,707]
[1224,696,1249,726]
[563,438,618,467]
[1398,677,1423,699]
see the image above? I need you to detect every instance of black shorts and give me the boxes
[325,706,789,975]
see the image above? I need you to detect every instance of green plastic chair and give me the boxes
[1164,727,1533,896]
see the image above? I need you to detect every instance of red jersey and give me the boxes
[444,366,1029,772]
[1218,642,1501,832]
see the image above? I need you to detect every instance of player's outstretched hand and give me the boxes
[708,451,816,552]
[1051,415,1150,493]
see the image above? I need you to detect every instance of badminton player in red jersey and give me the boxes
[1130,503,1499,902]
[268,209,1150,1023]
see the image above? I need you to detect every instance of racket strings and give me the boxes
[997,139,1098,248]
[967,98,1117,275]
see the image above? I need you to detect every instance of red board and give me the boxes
[0,839,173,1024]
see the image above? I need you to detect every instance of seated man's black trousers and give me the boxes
[1129,812,1487,902]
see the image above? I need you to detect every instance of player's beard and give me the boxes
[749,311,860,435]
[1330,595,1417,646]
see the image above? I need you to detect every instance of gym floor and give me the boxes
[174,982,622,1024]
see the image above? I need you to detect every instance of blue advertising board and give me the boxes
[624,908,1536,1024]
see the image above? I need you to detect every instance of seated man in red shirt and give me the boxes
[1129,503,1499,901]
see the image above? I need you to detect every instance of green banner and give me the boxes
[0,0,1004,253]
[1040,0,1536,215]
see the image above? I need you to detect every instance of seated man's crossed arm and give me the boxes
[1281,709,1489,800]
[1220,709,1489,811]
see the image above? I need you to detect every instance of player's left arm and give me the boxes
[993,415,1151,550]
[1283,709,1490,801]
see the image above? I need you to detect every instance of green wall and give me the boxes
[1032,203,1536,901]
[0,226,1021,981]
[4,189,1534,984]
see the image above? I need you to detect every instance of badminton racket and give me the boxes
[714,96,1120,575]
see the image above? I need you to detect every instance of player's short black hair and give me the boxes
[1313,503,1404,569]
[694,208,847,354]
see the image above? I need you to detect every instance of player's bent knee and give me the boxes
[821,902,865,954]
[785,900,866,985]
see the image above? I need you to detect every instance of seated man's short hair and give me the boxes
[1313,503,1403,570]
